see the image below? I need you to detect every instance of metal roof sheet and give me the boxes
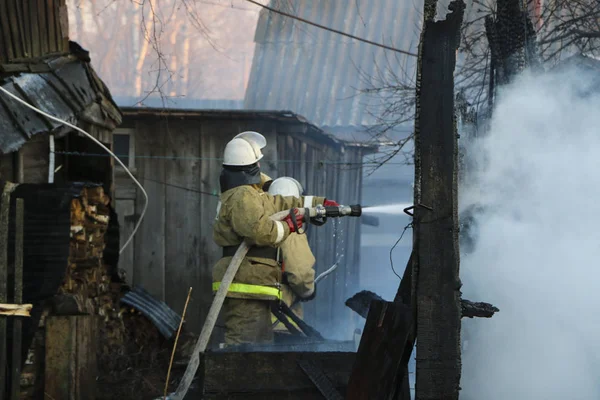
[244,0,423,129]
[121,286,182,339]
[0,54,122,154]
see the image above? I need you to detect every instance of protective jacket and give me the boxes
[272,232,315,332]
[212,184,324,301]
[280,234,315,299]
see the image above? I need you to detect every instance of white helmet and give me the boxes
[223,131,266,166]
[268,177,304,198]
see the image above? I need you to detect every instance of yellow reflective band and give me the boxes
[212,282,282,299]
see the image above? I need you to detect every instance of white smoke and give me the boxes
[460,64,600,399]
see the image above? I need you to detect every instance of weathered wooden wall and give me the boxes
[0,0,69,64]
[114,111,368,336]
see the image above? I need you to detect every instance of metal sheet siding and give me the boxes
[245,0,423,129]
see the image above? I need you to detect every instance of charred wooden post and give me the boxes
[485,0,541,106]
[10,199,24,400]
[346,290,498,321]
[346,301,411,400]
[413,1,465,398]
[44,315,98,400]
[0,185,10,400]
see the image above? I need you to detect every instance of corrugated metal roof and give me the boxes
[244,0,423,129]
[0,54,122,154]
[121,286,182,339]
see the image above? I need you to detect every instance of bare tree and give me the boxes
[362,0,600,167]
[67,0,259,105]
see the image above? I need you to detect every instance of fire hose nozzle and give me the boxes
[312,204,362,218]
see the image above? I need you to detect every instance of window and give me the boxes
[113,129,135,171]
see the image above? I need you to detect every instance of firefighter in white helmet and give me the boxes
[266,177,317,336]
[212,131,337,345]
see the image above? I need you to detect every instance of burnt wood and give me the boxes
[201,351,354,395]
[412,2,466,398]
[346,300,411,400]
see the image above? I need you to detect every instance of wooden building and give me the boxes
[0,1,124,397]
[0,0,121,189]
[114,107,376,337]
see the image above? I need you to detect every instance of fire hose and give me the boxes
[271,258,341,330]
[170,204,362,400]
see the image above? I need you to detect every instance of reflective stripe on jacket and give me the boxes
[212,282,282,300]
[212,184,325,301]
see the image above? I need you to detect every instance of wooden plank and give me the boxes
[36,0,48,55]
[14,0,29,58]
[0,184,11,400]
[47,0,57,52]
[10,199,24,400]
[0,153,15,181]
[346,301,411,400]
[29,0,40,57]
[0,1,14,61]
[412,2,465,399]
[199,120,227,340]
[133,120,166,301]
[115,199,135,284]
[164,120,202,331]
[202,352,355,393]
[19,137,50,184]
[58,0,69,51]
[6,0,21,59]
[45,316,98,400]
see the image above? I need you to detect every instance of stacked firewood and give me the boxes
[62,186,131,352]
[20,186,167,399]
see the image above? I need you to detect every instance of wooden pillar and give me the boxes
[413,1,465,399]
[45,316,98,400]
[0,184,10,399]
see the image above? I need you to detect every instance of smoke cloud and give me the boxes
[460,63,600,399]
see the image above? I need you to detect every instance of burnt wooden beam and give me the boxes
[297,359,344,400]
[346,290,498,320]
[346,300,411,400]
[412,1,466,398]
[0,185,11,400]
[461,299,499,318]
[202,352,354,397]
[10,199,24,400]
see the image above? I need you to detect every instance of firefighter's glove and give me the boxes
[324,199,340,207]
[283,208,305,233]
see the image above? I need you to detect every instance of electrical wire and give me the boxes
[390,222,413,279]
[0,85,148,255]
[244,0,418,57]
[52,150,411,165]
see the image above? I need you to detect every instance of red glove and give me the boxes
[283,208,304,233]
[323,199,340,207]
